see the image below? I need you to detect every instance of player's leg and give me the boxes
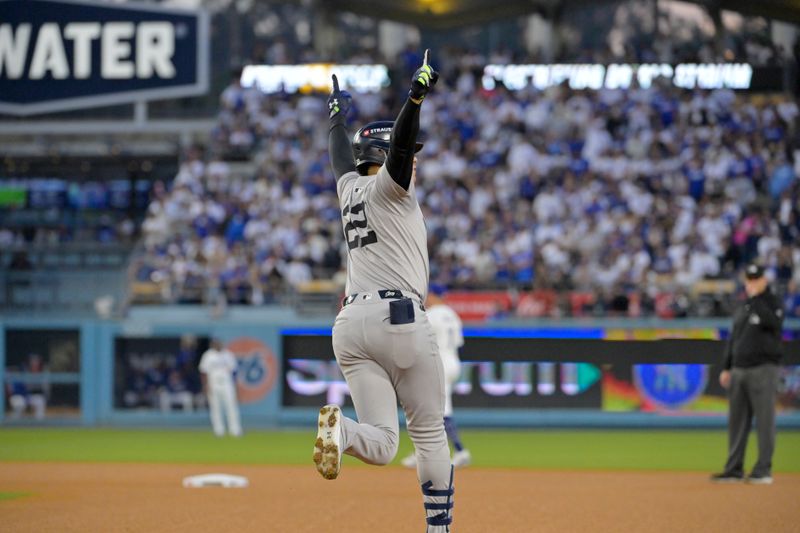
[400,369,445,468]
[207,388,225,437]
[749,364,778,480]
[29,394,46,420]
[223,384,243,437]
[722,368,752,477]
[314,357,399,479]
[403,351,465,469]
[158,390,170,412]
[441,355,469,467]
[180,392,193,412]
[336,351,400,466]
[315,307,401,480]
[392,324,453,532]
[445,419,470,468]
[9,394,26,419]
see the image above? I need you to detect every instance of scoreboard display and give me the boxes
[281,328,800,414]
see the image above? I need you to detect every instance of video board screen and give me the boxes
[281,329,800,414]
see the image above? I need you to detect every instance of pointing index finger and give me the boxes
[423,49,430,67]
[331,74,339,92]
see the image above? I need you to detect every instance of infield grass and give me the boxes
[0,492,29,501]
[1,428,799,472]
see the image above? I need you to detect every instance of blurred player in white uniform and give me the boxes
[199,339,242,437]
[403,291,471,468]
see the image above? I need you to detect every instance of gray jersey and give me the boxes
[337,164,429,299]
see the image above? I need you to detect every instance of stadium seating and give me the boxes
[135,75,799,316]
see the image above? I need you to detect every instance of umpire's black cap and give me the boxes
[352,121,423,174]
[744,263,765,280]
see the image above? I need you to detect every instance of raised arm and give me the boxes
[386,49,439,191]
[327,74,356,179]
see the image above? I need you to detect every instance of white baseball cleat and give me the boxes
[401,453,418,469]
[313,404,343,480]
[452,449,471,468]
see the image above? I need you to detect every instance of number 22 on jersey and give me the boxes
[342,201,378,250]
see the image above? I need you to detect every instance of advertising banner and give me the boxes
[240,63,389,94]
[281,329,800,414]
[516,291,557,318]
[283,353,602,409]
[0,0,209,115]
[442,291,514,322]
[482,63,783,92]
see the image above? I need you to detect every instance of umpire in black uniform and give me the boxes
[712,264,784,484]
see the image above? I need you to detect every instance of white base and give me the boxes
[182,474,249,488]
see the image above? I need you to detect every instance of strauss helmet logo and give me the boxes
[361,127,391,137]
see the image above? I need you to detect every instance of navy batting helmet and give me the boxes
[352,120,424,175]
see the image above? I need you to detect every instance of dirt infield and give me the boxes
[1,463,799,532]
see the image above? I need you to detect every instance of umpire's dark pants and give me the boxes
[724,364,779,477]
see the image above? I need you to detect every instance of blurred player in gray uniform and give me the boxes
[313,50,454,532]
[402,290,471,469]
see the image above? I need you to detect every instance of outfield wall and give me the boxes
[2,306,799,428]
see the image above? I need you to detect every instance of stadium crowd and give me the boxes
[225,0,795,67]
[0,179,147,250]
[134,55,800,316]
[0,4,789,316]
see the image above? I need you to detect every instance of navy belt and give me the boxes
[342,289,425,311]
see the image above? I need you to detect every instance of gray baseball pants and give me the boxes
[724,364,779,477]
[332,292,453,529]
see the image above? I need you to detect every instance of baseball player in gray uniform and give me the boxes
[313,50,454,532]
